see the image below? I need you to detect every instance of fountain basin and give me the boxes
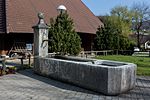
[34,56,136,95]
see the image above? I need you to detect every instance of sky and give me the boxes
[82,0,150,16]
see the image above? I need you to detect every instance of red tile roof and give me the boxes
[0,0,6,33]
[5,0,103,34]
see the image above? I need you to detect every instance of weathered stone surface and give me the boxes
[34,56,136,95]
[32,13,49,57]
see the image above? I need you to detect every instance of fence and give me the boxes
[79,50,134,58]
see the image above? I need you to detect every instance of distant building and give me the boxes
[130,33,150,49]
[0,0,103,55]
[145,41,150,49]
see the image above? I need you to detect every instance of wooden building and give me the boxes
[0,0,103,55]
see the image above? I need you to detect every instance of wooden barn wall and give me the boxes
[0,32,95,55]
[78,33,95,51]
[0,33,33,55]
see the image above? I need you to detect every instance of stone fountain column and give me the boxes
[32,12,49,57]
[32,12,49,72]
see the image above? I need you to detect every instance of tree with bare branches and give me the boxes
[131,2,150,48]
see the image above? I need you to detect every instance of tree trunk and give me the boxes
[137,30,140,49]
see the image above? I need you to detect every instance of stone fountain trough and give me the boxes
[33,13,136,95]
[34,56,136,95]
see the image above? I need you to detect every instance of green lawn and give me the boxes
[95,55,150,76]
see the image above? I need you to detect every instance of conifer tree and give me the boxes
[94,16,135,50]
[48,12,81,55]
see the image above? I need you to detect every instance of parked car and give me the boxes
[134,47,140,52]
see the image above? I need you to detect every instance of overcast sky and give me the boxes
[82,0,150,16]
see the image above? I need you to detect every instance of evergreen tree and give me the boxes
[94,16,135,50]
[48,12,81,55]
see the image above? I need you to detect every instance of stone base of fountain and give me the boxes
[34,56,136,95]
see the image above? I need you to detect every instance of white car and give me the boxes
[134,47,140,52]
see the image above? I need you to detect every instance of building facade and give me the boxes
[0,0,103,55]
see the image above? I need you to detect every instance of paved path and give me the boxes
[0,69,150,100]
